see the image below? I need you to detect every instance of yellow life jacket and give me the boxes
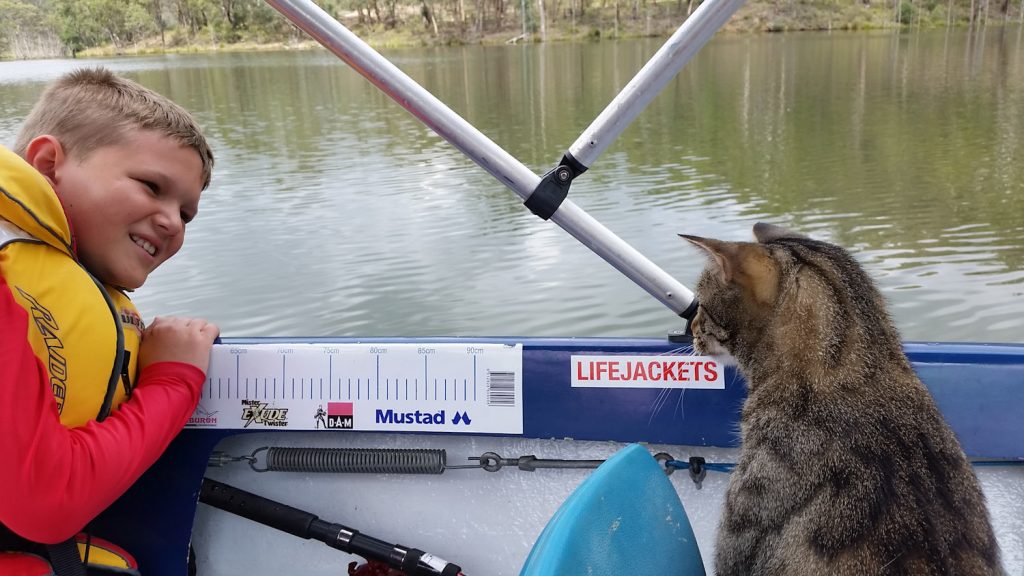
[0,146,141,426]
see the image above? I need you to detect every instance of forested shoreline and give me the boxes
[2,0,1022,60]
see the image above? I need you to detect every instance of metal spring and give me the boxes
[263,447,447,474]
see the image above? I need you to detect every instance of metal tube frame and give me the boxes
[265,0,745,318]
[566,0,746,168]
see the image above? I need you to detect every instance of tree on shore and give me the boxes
[1,0,62,58]
[1,0,1021,59]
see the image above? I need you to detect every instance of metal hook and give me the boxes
[248,446,269,473]
[470,452,514,472]
[653,452,676,476]
[208,450,260,468]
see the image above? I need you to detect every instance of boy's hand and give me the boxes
[139,316,220,374]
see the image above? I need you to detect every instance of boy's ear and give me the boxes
[24,135,66,187]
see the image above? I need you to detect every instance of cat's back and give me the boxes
[720,357,1002,576]
[692,225,1004,576]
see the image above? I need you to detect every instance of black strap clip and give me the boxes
[688,456,707,490]
[524,152,587,220]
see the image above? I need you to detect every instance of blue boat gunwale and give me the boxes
[91,336,1024,576]
[205,336,1024,457]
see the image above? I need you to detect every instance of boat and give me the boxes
[85,1,1024,574]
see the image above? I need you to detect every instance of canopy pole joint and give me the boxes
[524,151,588,220]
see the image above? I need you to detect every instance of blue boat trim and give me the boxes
[90,336,1024,575]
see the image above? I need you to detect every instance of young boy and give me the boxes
[0,68,219,574]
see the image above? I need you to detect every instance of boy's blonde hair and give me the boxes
[14,67,214,190]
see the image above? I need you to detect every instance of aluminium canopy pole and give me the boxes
[264,0,742,319]
[564,0,746,169]
[267,0,539,199]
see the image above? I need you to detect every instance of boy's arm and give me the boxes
[0,275,207,544]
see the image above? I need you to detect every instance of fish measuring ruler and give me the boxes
[185,342,523,434]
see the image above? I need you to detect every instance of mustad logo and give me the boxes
[376,409,446,425]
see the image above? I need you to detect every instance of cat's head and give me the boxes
[681,223,897,376]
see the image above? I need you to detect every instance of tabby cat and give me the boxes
[681,222,1002,576]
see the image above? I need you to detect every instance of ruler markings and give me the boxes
[212,344,519,404]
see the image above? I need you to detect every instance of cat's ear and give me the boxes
[679,235,735,283]
[680,234,779,304]
[753,222,807,243]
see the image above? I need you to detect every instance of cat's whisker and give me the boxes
[658,345,693,356]
[647,388,673,426]
[652,387,671,413]
[881,553,903,570]
[727,367,741,389]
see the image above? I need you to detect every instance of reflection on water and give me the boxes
[1,28,1021,342]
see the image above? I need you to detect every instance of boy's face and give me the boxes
[53,130,204,289]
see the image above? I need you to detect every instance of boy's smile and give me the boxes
[49,130,204,289]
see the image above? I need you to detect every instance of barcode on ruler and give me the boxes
[486,371,516,406]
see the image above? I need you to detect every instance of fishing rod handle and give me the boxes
[199,477,317,539]
[200,477,462,575]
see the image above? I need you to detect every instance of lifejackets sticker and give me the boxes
[570,355,725,389]
[187,343,524,434]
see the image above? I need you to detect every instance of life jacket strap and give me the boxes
[45,539,85,576]
[0,527,139,576]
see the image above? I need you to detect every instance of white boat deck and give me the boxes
[195,432,1024,575]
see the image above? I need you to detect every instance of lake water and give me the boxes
[1,28,1022,343]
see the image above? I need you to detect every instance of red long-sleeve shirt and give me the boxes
[0,274,205,544]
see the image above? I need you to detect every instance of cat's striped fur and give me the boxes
[683,223,1001,576]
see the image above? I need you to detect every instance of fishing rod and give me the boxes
[199,477,465,575]
[263,0,747,323]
